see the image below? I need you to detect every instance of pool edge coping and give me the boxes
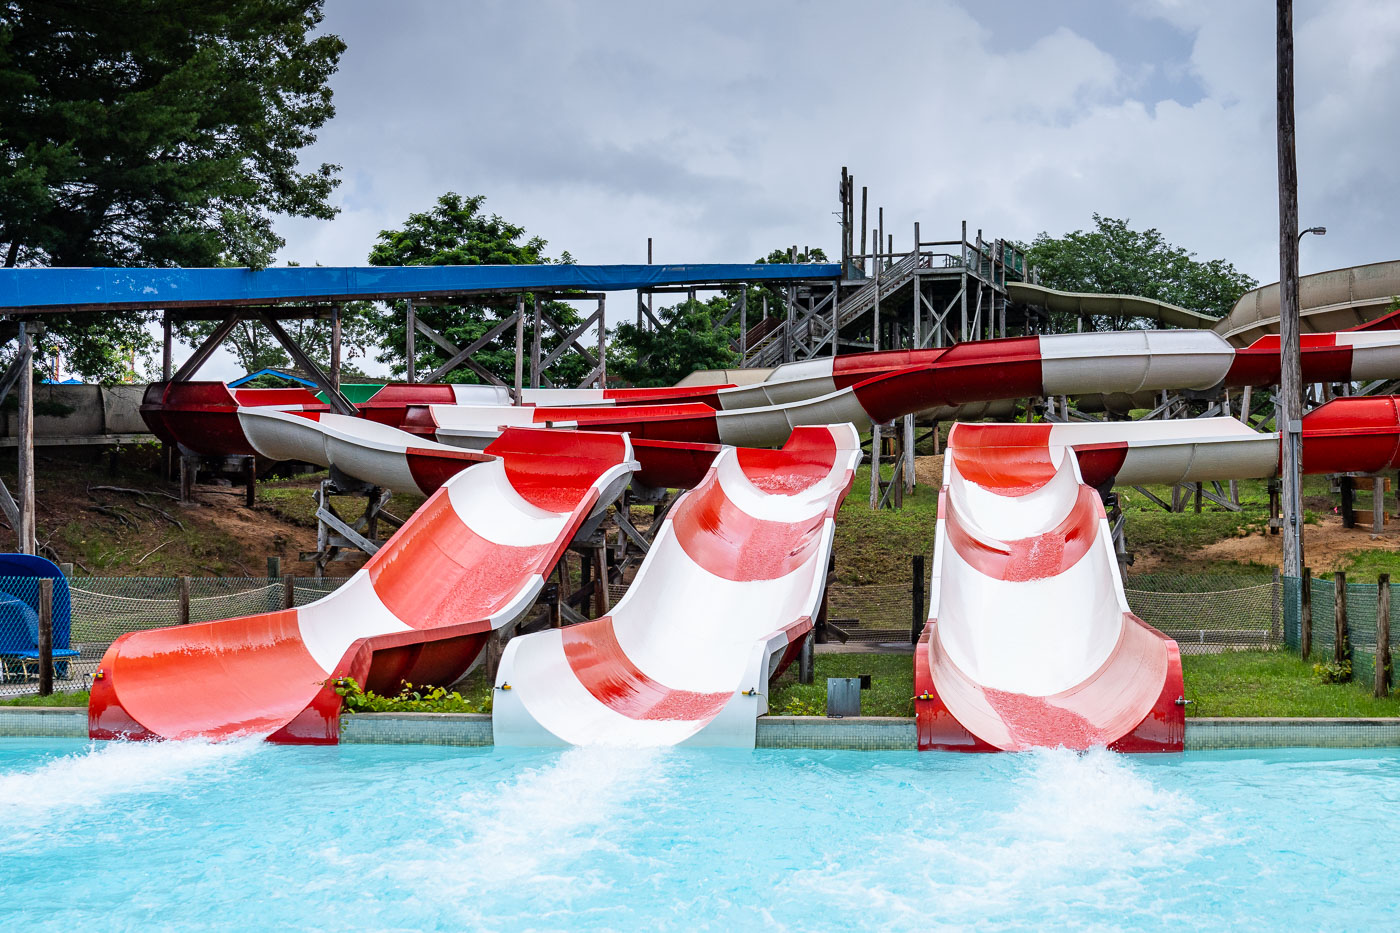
[3,709,1399,749]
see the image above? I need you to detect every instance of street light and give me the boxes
[1298,226,1327,243]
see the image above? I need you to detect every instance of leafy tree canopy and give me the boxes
[608,246,829,386]
[366,192,588,386]
[610,296,741,388]
[0,0,345,378]
[1025,214,1257,329]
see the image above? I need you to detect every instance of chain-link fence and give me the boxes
[1283,575,1396,686]
[0,575,350,698]
[824,566,1288,654]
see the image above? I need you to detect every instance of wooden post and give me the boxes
[16,321,34,555]
[405,298,416,383]
[593,546,610,616]
[530,296,542,388]
[596,294,607,387]
[1375,475,1386,532]
[798,630,814,685]
[739,287,748,358]
[859,186,868,276]
[59,562,72,578]
[282,573,295,610]
[911,554,925,644]
[1194,482,1203,514]
[1277,0,1305,580]
[512,294,526,403]
[869,423,881,509]
[1301,566,1312,658]
[904,413,916,495]
[243,456,256,508]
[267,555,281,579]
[830,282,839,358]
[37,577,52,696]
[179,576,191,625]
[162,310,173,381]
[1340,476,1355,528]
[1376,573,1391,697]
[1335,570,1351,673]
[330,304,342,391]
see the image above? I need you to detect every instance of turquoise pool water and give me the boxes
[0,739,1397,930]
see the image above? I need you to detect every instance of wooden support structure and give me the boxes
[36,577,52,696]
[178,576,191,626]
[911,554,925,645]
[15,322,34,554]
[282,573,296,611]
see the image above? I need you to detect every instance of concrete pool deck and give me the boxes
[3,708,1399,749]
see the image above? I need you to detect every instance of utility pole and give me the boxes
[1277,0,1304,579]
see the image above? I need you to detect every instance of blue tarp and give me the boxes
[0,263,843,312]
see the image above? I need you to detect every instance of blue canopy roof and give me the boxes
[0,263,842,312]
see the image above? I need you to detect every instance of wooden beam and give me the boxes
[257,313,358,416]
[171,312,240,382]
[422,313,520,384]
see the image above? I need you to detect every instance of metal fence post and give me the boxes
[911,554,925,644]
[1301,567,1312,659]
[1335,571,1351,674]
[179,576,191,625]
[282,573,295,611]
[37,577,52,696]
[1377,573,1391,698]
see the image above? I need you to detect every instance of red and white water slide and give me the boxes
[89,429,637,743]
[493,425,861,746]
[915,397,1400,753]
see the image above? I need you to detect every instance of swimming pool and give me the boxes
[1,739,1396,930]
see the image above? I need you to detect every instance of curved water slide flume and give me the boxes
[916,426,1185,753]
[914,398,1400,753]
[88,429,638,744]
[493,425,861,748]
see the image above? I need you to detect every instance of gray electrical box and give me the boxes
[827,677,861,717]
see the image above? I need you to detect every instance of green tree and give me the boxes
[607,246,828,386]
[610,296,741,387]
[1025,215,1257,329]
[0,0,345,378]
[366,192,588,386]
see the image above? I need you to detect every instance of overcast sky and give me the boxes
[274,0,1399,280]
[207,0,1400,379]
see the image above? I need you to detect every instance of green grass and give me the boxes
[766,650,1400,719]
[768,653,915,717]
[832,463,939,585]
[0,689,89,706]
[1181,651,1400,717]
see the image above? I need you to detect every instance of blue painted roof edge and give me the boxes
[0,263,843,311]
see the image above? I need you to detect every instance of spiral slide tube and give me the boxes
[492,424,861,748]
[88,429,637,744]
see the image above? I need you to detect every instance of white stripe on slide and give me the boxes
[297,570,413,673]
[447,459,570,547]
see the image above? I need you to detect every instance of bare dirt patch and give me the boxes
[1195,511,1399,572]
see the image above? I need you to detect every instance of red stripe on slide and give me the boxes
[485,428,628,512]
[90,610,329,741]
[1300,396,1400,474]
[405,448,491,495]
[1070,442,1130,489]
[561,616,732,721]
[1226,336,1353,387]
[669,478,828,581]
[367,491,554,628]
[944,485,1102,581]
[832,348,945,388]
[948,424,1055,495]
[736,428,835,494]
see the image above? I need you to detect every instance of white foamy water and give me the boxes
[794,748,1225,930]
[333,746,671,929]
[0,738,263,832]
